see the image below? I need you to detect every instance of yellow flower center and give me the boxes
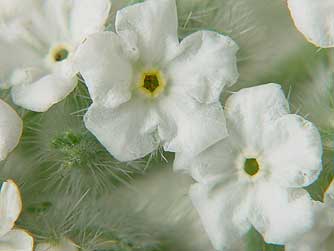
[138,70,165,98]
[244,158,260,176]
[50,44,70,62]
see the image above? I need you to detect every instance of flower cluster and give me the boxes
[0,0,333,250]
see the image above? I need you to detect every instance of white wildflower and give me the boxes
[0,0,111,112]
[175,83,323,250]
[75,0,239,161]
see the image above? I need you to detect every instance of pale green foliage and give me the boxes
[0,0,333,251]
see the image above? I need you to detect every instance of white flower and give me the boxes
[0,99,22,161]
[36,238,78,251]
[174,84,323,250]
[286,180,334,251]
[75,0,239,162]
[287,0,334,48]
[0,0,111,112]
[0,180,33,251]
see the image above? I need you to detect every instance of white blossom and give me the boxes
[0,0,111,112]
[175,83,323,250]
[75,0,239,162]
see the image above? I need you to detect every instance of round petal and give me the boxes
[74,32,133,108]
[70,0,111,43]
[11,74,77,112]
[0,100,22,160]
[0,229,33,251]
[166,31,239,103]
[115,0,179,65]
[159,96,228,157]
[36,238,78,251]
[263,114,322,187]
[190,182,251,250]
[0,180,22,237]
[287,0,334,48]
[84,100,160,162]
[224,83,290,154]
[249,182,314,245]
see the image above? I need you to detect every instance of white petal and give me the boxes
[84,100,160,162]
[166,31,239,103]
[0,100,22,160]
[173,138,238,186]
[26,0,109,45]
[0,0,37,36]
[18,0,67,44]
[249,182,314,245]
[190,182,251,250]
[0,0,34,18]
[36,239,78,251]
[11,74,77,112]
[70,0,111,43]
[74,32,133,108]
[7,0,107,45]
[287,0,334,48]
[115,0,179,65]
[160,96,228,157]
[41,0,95,41]
[0,39,42,88]
[0,180,22,237]
[263,114,322,187]
[224,83,290,153]
[0,229,33,251]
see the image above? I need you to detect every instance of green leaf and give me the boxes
[245,228,285,251]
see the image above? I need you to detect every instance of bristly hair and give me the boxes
[11,82,148,199]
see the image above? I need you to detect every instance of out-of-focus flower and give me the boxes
[0,99,22,160]
[287,0,334,48]
[286,180,334,251]
[36,238,78,251]
[175,84,323,250]
[0,0,111,112]
[75,0,239,162]
[0,180,33,251]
